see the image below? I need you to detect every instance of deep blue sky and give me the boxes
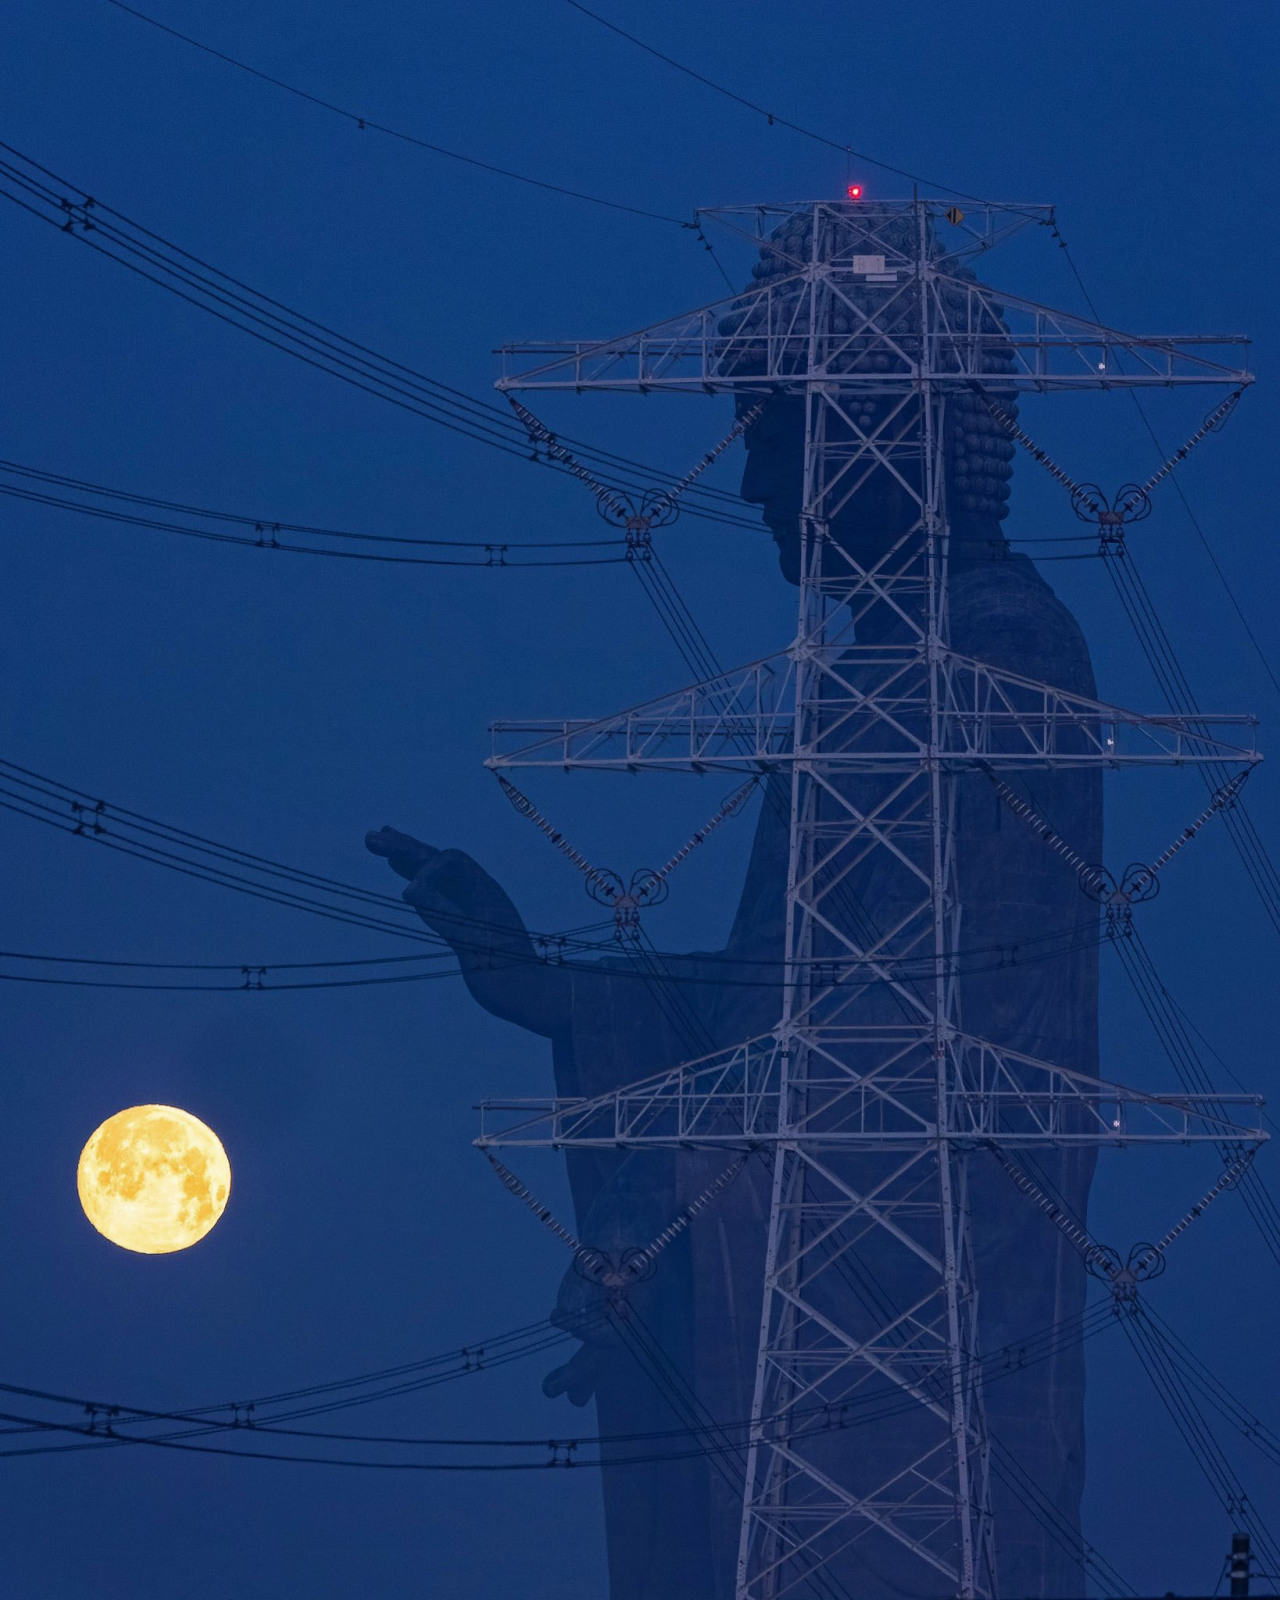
[1,2,1277,1595]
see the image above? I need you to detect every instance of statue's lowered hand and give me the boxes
[366,826,568,1038]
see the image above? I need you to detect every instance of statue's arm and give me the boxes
[366,826,570,1039]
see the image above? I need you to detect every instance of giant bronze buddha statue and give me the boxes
[369,206,1101,1599]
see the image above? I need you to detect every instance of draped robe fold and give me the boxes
[508,551,1100,1600]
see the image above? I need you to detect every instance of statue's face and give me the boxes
[738,398,805,581]
[740,396,921,587]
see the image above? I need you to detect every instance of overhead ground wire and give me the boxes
[103,0,1004,216]
[102,0,691,226]
[561,0,984,202]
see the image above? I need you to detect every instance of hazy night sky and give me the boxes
[1,1,1277,1594]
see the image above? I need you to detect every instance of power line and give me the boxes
[0,965,461,993]
[0,1314,600,1461]
[1108,928,1280,1271]
[561,0,988,202]
[0,1301,1116,1455]
[180,1316,601,1421]
[0,141,757,530]
[0,484,627,570]
[987,1434,1138,1599]
[984,328,1280,939]
[0,924,1106,995]
[5,46,1260,1561]
[1142,1305,1280,1474]
[1130,410,1280,701]
[990,740,1280,1273]
[0,455,620,549]
[0,1408,599,1471]
[0,1301,1121,1481]
[1121,1306,1280,1575]
[0,755,1109,992]
[0,763,450,948]
[0,459,633,570]
[102,0,690,227]
[1155,986,1279,1136]
[1048,227,1280,700]
[0,948,448,971]
[1101,540,1280,937]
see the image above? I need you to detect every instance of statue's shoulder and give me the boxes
[950,555,1097,696]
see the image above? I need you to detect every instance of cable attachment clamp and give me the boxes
[495,773,757,941]
[507,396,763,556]
[977,386,1244,552]
[481,1150,750,1311]
[982,765,1249,933]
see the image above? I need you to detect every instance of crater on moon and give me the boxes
[77,1104,231,1254]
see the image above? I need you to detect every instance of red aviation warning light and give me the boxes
[846,184,863,200]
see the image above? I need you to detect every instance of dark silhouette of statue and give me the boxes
[369,213,1101,1599]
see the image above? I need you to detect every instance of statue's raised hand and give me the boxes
[366,826,569,1038]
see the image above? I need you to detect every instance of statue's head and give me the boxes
[719,205,1019,584]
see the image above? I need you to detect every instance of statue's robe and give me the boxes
[529,548,1100,1600]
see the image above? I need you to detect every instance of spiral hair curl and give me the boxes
[719,207,1019,523]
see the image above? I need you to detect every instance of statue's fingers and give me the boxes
[401,875,505,960]
[397,848,571,1037]
[405,883,518,971]
[399,876,465,931]
[365,825,441,882]
[421,849,526,926]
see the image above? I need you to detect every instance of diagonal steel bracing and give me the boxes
[477,198,1263,1599]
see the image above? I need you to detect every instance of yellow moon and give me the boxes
[77,1105,231,1254]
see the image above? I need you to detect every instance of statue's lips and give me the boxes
[757,507,801,544]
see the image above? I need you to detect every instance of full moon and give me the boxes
[77,1105,231,1254]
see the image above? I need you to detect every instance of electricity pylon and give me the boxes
[478,198,1264,1599]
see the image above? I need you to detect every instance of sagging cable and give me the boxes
[986,1139,1254,1305]
[495,772,758,938]
[981,764,1249,930]
[482,1150,750,1310]
[507,395,763,549]
[976,386,1244,539]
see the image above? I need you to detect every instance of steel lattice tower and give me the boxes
[479,198,1264,1598]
